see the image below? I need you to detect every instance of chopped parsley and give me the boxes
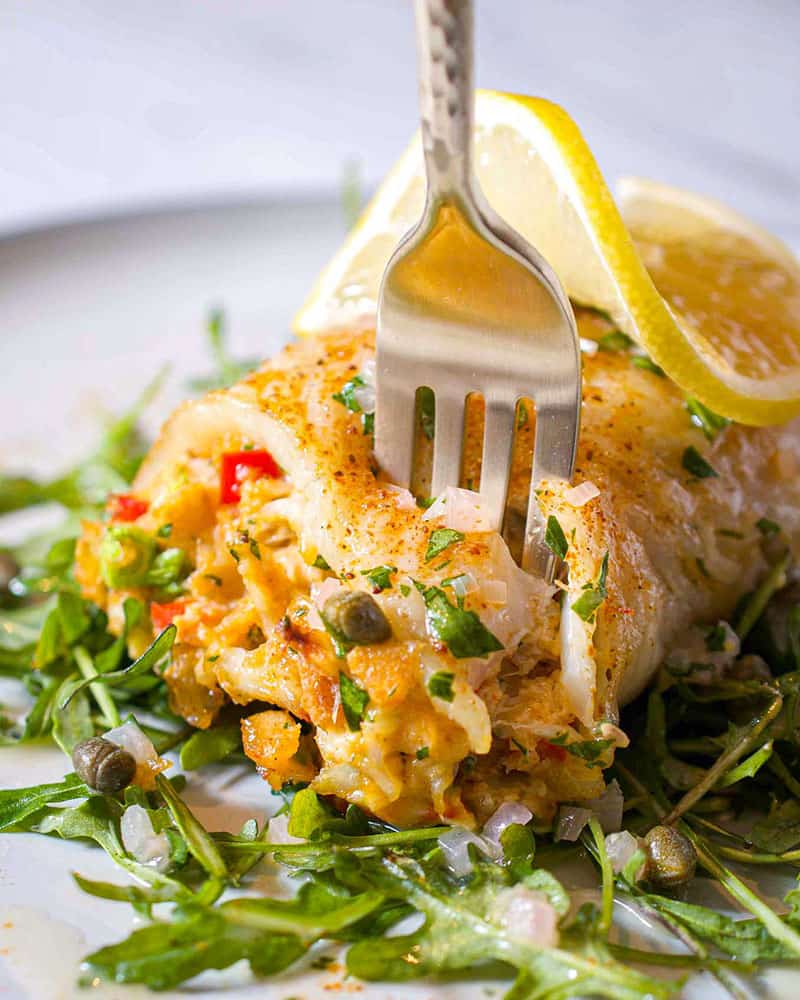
[332,374,374,435]
[548,733,614,767]
[156,523,173,538]
[686,397,730,440]
[630,354,665,376]
[399,583,411,597]
[517,403,529,430]
[360,564,397,592]
[571,552,609,622]
[544,515,568,561]
[339,672,370,731]
[425,528,464,562]
[705,623,727,652]
[427,671,455,702]
[415,582,503,659]
[756,517,781,537]
[415,746,430,760]
[203,574,223,587]
[248,538,261,560]
[598,330,633,352]
[682,445,718,479]
[313,554,331,571]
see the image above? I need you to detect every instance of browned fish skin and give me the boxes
[76,318,800,825]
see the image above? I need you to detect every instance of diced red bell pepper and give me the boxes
[220,449,281,504]
[150,599,187,632]
[108,493,149,522]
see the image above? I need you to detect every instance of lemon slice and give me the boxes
[294,91,800,425]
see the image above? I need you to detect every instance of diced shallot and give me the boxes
[563,481,600,507]
[103,721,159,769]
[554,806,593,842]
[584,779,624,833]
[384,483,417,511]
[490,886,559,947]
[605,830,642,875]
[120,804,171,871]
[422,487,493,533]
[438,826,501,877]
[482,802,533,846]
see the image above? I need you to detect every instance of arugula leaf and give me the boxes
[751,799,800,853]
[571,552,609,622]
[52,675,93,754]
[84,909,305,990]
[287,788,332,839]
[187,308,259,393]
[0,773,89,831]
[544,515,568,560]
[686,397,730,440]
[630,355,665,376]
[425,528,464,562]
[180,723,242,770]
[339,672,370,731]
[360,564,396,592]
[415,583,503,659]
[682,445,718,479]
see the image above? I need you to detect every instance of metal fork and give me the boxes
[374,0,581,581]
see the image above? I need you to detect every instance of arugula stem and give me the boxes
[735,551,791,640]
[617,762,800,957]
[73,645,120,728]
[587,817,614,936]
[767,749,800,799]
[156,774,228,879]
[218,826,451,854]
[662,690,782,825]
[608,943,753,973]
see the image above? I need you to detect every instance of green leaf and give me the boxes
[756,517,781,537]
[598,330,633,352]
[717,740,772,787]
[339,672,370,731]
[571,552,609,622]
[57,590,90,645]
[187,308,259,393]
[682,445,718,479]
[686,397,730,440]
[0,773,90,831]
[73,872,183,906]
[427,671,455,702]
[425,528,464,563]
[313,553,332,571]
[180,724,242,770]
[156,774,228,879]
[544,516,568,560]
[145,548,187,589]
[751,799,800,853]
[549,733,614,766]
[416,583,503,659]
[360,564,396,592]
[34,606,63,669]
[52,675,94,754]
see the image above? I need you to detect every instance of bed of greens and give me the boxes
[3,318,800,999]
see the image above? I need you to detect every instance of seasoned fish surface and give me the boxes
[77,320,800,825]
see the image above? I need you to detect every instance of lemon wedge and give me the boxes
[294,91,800,425]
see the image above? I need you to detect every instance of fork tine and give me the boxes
[479,393,516,532]
[523,401,580,577]
[374,378,416,490]
[430,393,465,499]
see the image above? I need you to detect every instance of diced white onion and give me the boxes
[267,812,304,845]
[605,830,641,874]
[560,601,595,726]
[422,487,493,533]
[120,804,171,870]
[482,802,533,845]
[103,721,158,769]
[554,806,593,842]
[384,483,417,511]
[360,358,376,385]
[490,886,559,947]
[579,337,599,355]
[584,779,624,834]
[563,481,601,507]
[438,826,501,877]
[447,572,477,599]
[311,577,343,610]
[482,579,508,605]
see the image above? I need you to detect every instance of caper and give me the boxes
[72,736,137,793]
[322,590,391,645]
[642,825,697,890]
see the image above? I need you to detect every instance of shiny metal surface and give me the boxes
[375,0,582,580]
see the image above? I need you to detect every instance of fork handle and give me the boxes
[414,0,474,201]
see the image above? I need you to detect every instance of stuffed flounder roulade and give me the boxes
[76,312,800,827]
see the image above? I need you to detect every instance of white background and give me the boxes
[1,0,799,240]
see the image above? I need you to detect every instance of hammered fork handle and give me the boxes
[414,0,474,203]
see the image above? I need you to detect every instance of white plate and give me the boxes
[0,202,798,1000]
